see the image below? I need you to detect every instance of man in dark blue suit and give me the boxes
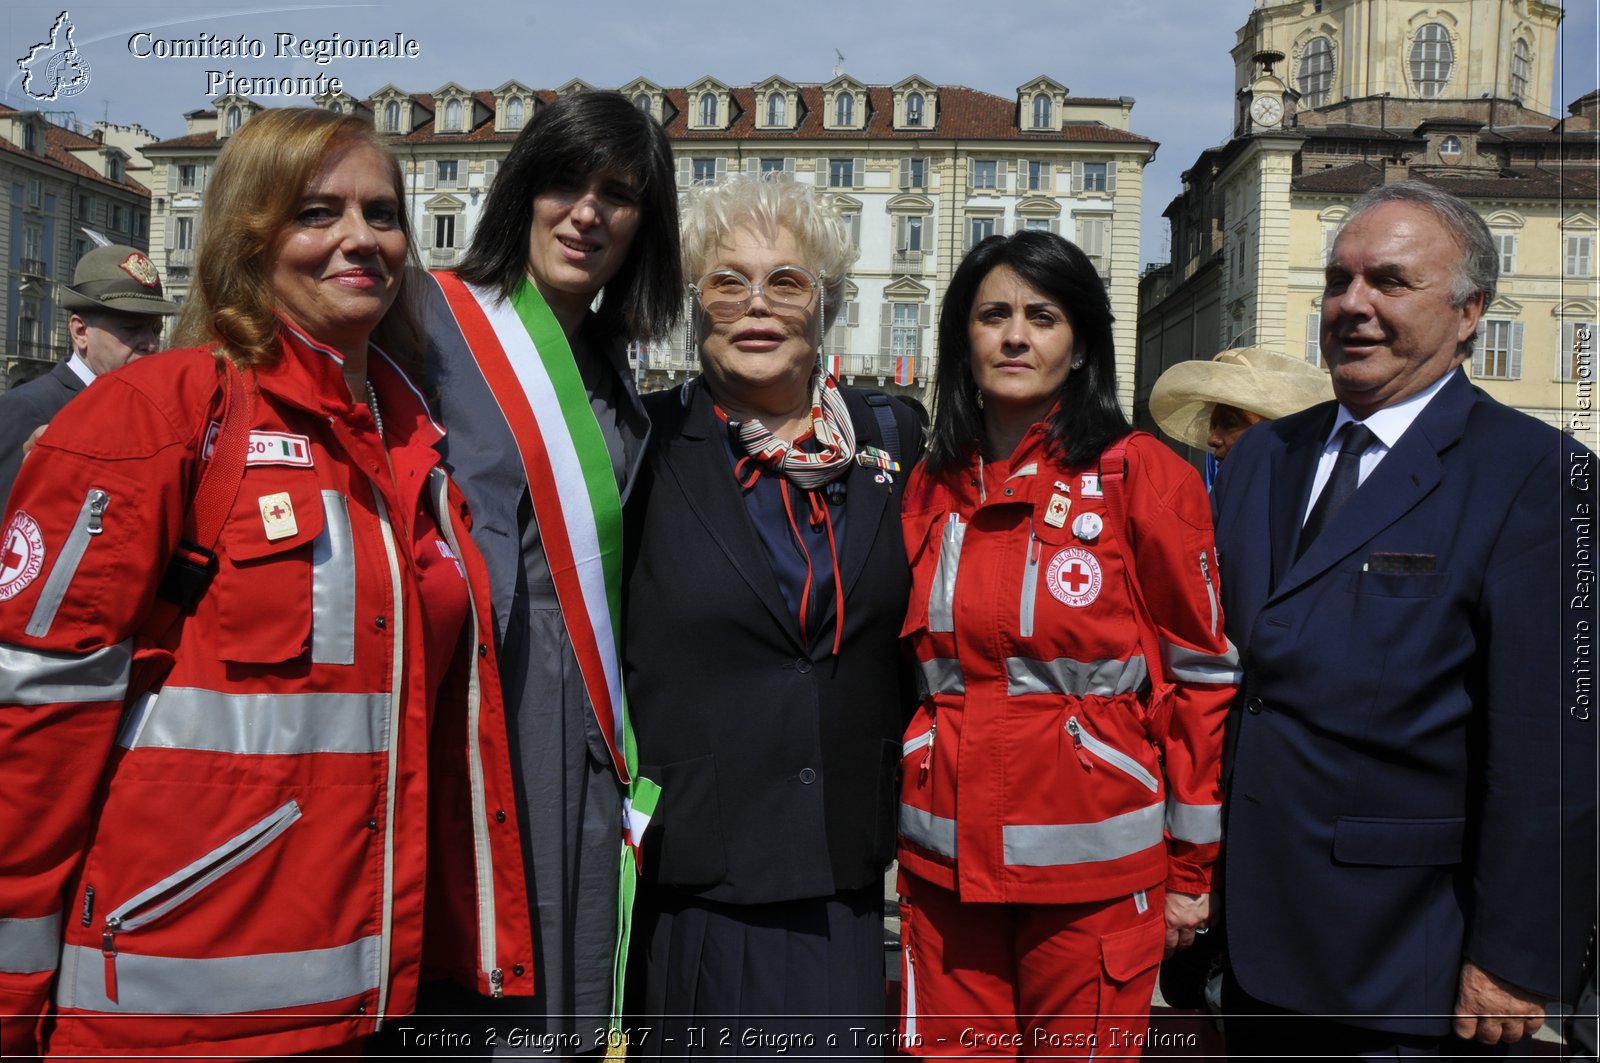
[1212,180,1597,1057]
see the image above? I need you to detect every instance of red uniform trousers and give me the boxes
[899,870,1166,1060]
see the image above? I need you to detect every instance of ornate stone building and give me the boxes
[1138,0,1596,446]
[0,107,157,389]
[142,76,1156,404]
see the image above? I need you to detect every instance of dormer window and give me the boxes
[445,99,462,131]
[226,106,242,134]
[906,92,924,126]
[23,123,36,153]
[699,94,718,126]
[507,97,524,129]
[1032,94,1053,129]
[835,94,854,126]
[767,94,786,126]
[633,93,651,113]
[1439,135,1463,160]
[384,100,401,132]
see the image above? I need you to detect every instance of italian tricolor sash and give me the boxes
[433,272,660,1026]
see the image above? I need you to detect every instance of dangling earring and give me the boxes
[816,273,827,353]
[685,293,697,364]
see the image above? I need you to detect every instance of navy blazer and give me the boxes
[623,382,922,905]
[0,359,83,509]
[1212,368,1597,1035]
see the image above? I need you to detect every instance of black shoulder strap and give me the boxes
[863,391,902,469]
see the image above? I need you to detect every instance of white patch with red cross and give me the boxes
[1046,546,1102,608]
[0,511,46,601]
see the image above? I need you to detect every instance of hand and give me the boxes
[21,424,45,457]
[1164,890,1211,957]
[1452,961,1545,1044]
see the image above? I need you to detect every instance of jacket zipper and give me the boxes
[1065,716,1159,792]
[370,486,404,1024]
[430,470,502,996]
[1019,530,1042,638]
[903,723,937,783]
[1199,550,1218,637]
[25,487,109,638]
[99,800,302,1002]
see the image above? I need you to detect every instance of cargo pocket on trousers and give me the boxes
[1096,911,1166,1045]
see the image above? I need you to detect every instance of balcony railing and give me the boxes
[892,251,927,274]
[18,258,47,278]
[428,247,460,268]
[166,248,195,269]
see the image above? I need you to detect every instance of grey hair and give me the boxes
[1336,180,1498,308]
[679,173,859,330]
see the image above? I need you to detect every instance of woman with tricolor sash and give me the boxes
[622,175,923,1054]
[411,92,682,1051]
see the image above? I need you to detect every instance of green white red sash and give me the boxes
[433,273,659,1026]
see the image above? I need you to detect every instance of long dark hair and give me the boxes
[927,230,1130,472]
[456,91,681,342]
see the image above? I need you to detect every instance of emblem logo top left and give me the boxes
[0,511,48,601]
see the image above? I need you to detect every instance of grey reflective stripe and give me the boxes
[0,640,130,706]
[1007,463,1039,480]
[917,658,964,697]
[311,490,356,666]
[1167,797,1223,844]
[370,487,404,1020]
[117,687,391,755]
[903,940,918,1041]
[899,804,956,858]
[27,488,109,638]
[56,935,380,1013]
[1019,532,1039,638]
[107,801,302,932]
[1006,654,1148,698]
[0,911,62,974]
[1162,639,1243,686]
[1003,802,1165,867]
[927,517,966,632]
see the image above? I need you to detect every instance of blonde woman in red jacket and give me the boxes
[897,231,1237,1058]
[0,108,530,1059]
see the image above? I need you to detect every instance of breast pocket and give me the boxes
[212,472,327,664]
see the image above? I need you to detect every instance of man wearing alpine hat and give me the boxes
[0,244,178,506]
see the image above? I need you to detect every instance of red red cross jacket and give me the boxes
[0,328,532,1058]
[898,427,1237,904]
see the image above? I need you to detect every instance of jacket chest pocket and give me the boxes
[211,473,329,664]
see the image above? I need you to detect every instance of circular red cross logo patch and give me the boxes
[1046,546,1102,608]
[0,511,46,601]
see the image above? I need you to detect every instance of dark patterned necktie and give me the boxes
[1297,422,1378,558]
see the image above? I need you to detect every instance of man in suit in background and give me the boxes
[0,244,177,507]
[1211,180,1596,1056]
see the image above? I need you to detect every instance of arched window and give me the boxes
[835,93,854,126]
[698,93,718,126]
[445,99,462,131]
[507,97,524,128]
[1298,36,1335,108]
[1439,135,1463,158]
[767,93,786,126]
[906,92,924,126]
[1032,93,1052,129]
[633,93,651,113]
[328,100,343,114]
[384,100,400,132]
[226,106,242,134]
[1510,39,1531,101]
[1411,23,1454,98]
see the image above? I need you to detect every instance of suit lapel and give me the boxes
[836,392,891,605]
[1270,371,1473,602]
[658,384,803,648]
[1270,404,1336,589]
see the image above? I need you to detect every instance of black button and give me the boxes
[799,768,817,784]
[357,1004,367,1014]
[366,818,379,831]
[513,964,525,976]
[495,810,507,823]
[1246,697,1264,715]
[796,658,813,674]
[375,616,387,629]
[479,643,489,657]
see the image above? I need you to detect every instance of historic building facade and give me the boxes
[142,76,1156,405]
[1138,0,1596,445]
[0,107,157,389]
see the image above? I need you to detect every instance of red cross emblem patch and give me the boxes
[1046,546,1102,608]
[0,511,46,601]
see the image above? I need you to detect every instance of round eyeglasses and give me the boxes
[691,265,819,322]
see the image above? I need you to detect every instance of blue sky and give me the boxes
[5,0,1596,265]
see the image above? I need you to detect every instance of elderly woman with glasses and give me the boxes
[624,174,922,1054]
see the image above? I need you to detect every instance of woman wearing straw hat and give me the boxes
[1149,347,1332,464]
